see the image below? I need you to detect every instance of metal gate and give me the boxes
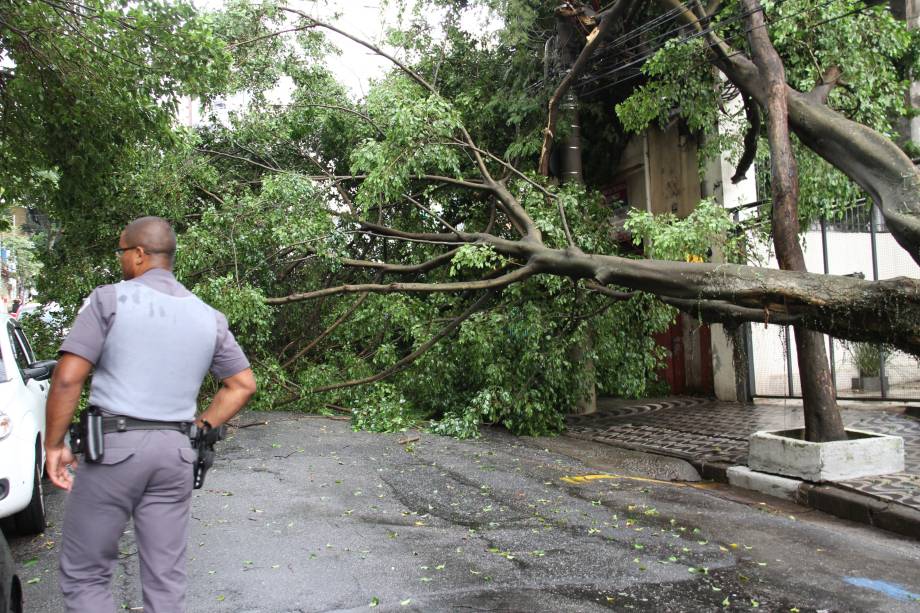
[746,202,920,401]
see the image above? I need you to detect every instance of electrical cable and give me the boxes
[576,0,826,91]
[538,0,855,95]
[576,0,880,98]
[532,0,696,91]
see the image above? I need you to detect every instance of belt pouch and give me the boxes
[84,407,104,463]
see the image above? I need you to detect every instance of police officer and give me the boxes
[44,216,257,612]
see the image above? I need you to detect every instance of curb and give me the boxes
[800,483,920,539]
[570,440,920,540]
[690,458,920,540]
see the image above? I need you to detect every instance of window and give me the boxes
[14,327,35,364]
[7,323,31,374]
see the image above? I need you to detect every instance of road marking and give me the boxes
[560,474,720,490]
[844,577,920,602]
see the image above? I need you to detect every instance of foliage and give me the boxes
[428,408,482,439]
[0,232,43,299]
[350,384,418,433]
[19,309,68,363]
[624,199,743,262]
[449,245,503,276]
[0,0,231,219]
[616,38,719,137]
[845,342,890,378]
[616,0,920,225]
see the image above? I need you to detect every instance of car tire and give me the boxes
[2,574,22,613]
[1,527,24,613]
[11,440,44,536]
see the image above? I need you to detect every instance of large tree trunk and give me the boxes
[276,223,920,357]
[662,0,920,264]
[704,27,920,267]
[741,0,846,442]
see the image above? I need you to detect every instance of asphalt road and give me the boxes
[7,412,920,612]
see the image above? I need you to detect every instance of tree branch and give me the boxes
[272,102,385,137]
[309,291,494,393]
[588,280,801,326]
[265,265,537,305]
[538,0,637,176]
[805,65,843,106]
[229,24,316,49]
[731,92,760,183]
[340,249,460,274]
[282,291,372,369]
[405,195,460,234]
[197,148,284,173]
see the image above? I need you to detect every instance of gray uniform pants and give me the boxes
[59,429,196,612]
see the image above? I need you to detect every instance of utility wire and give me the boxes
[576,0,834,92]
[533,0,694,91]
[540,0,865,95]
[576,0,878,98]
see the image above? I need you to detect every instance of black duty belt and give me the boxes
[101,415,192,435]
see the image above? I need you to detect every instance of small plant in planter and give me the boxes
[846,342,890,391]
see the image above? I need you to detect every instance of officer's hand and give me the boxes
[45,443,77,491]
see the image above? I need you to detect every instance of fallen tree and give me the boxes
[27,1,915,438]
[240,1,919,441]
[259,4,920,347]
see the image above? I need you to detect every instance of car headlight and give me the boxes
[0,411,10,441]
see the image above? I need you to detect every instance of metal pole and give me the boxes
[732,209,757,401]
[820,218,837,396]
[869,204,889,398]
[745,322,756,400]
[786,326,795,396]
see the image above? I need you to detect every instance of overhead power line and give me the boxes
[575,0,881,98]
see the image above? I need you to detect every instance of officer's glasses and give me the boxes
[114,245,175,257]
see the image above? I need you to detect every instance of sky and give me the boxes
[192,1,498,100]
[178,1,501,127]
[301,1,403,98]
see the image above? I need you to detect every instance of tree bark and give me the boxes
[702,36,920,267]
[741,0,846,442]
[664,0,920,265]
[270,228,920,357]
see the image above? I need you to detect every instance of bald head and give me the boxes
[122,217,177,267]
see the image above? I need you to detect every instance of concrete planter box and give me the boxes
[748,428,904,482]
[850,376,888,392]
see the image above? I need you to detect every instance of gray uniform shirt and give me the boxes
[60,269,250,420]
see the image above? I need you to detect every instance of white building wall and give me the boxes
[750,229,920,396]
[705,76,759,402]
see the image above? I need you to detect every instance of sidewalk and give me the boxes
[565,397,920,539]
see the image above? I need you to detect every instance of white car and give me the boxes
[0,313,55,536]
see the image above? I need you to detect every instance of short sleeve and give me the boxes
[59,285,117,364]
[210,311,250,380]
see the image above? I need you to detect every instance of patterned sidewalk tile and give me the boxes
[566,399,920,511]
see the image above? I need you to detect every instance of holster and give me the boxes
[69,409,191,464]
[189,422,225,489]
[69,407,105,463]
